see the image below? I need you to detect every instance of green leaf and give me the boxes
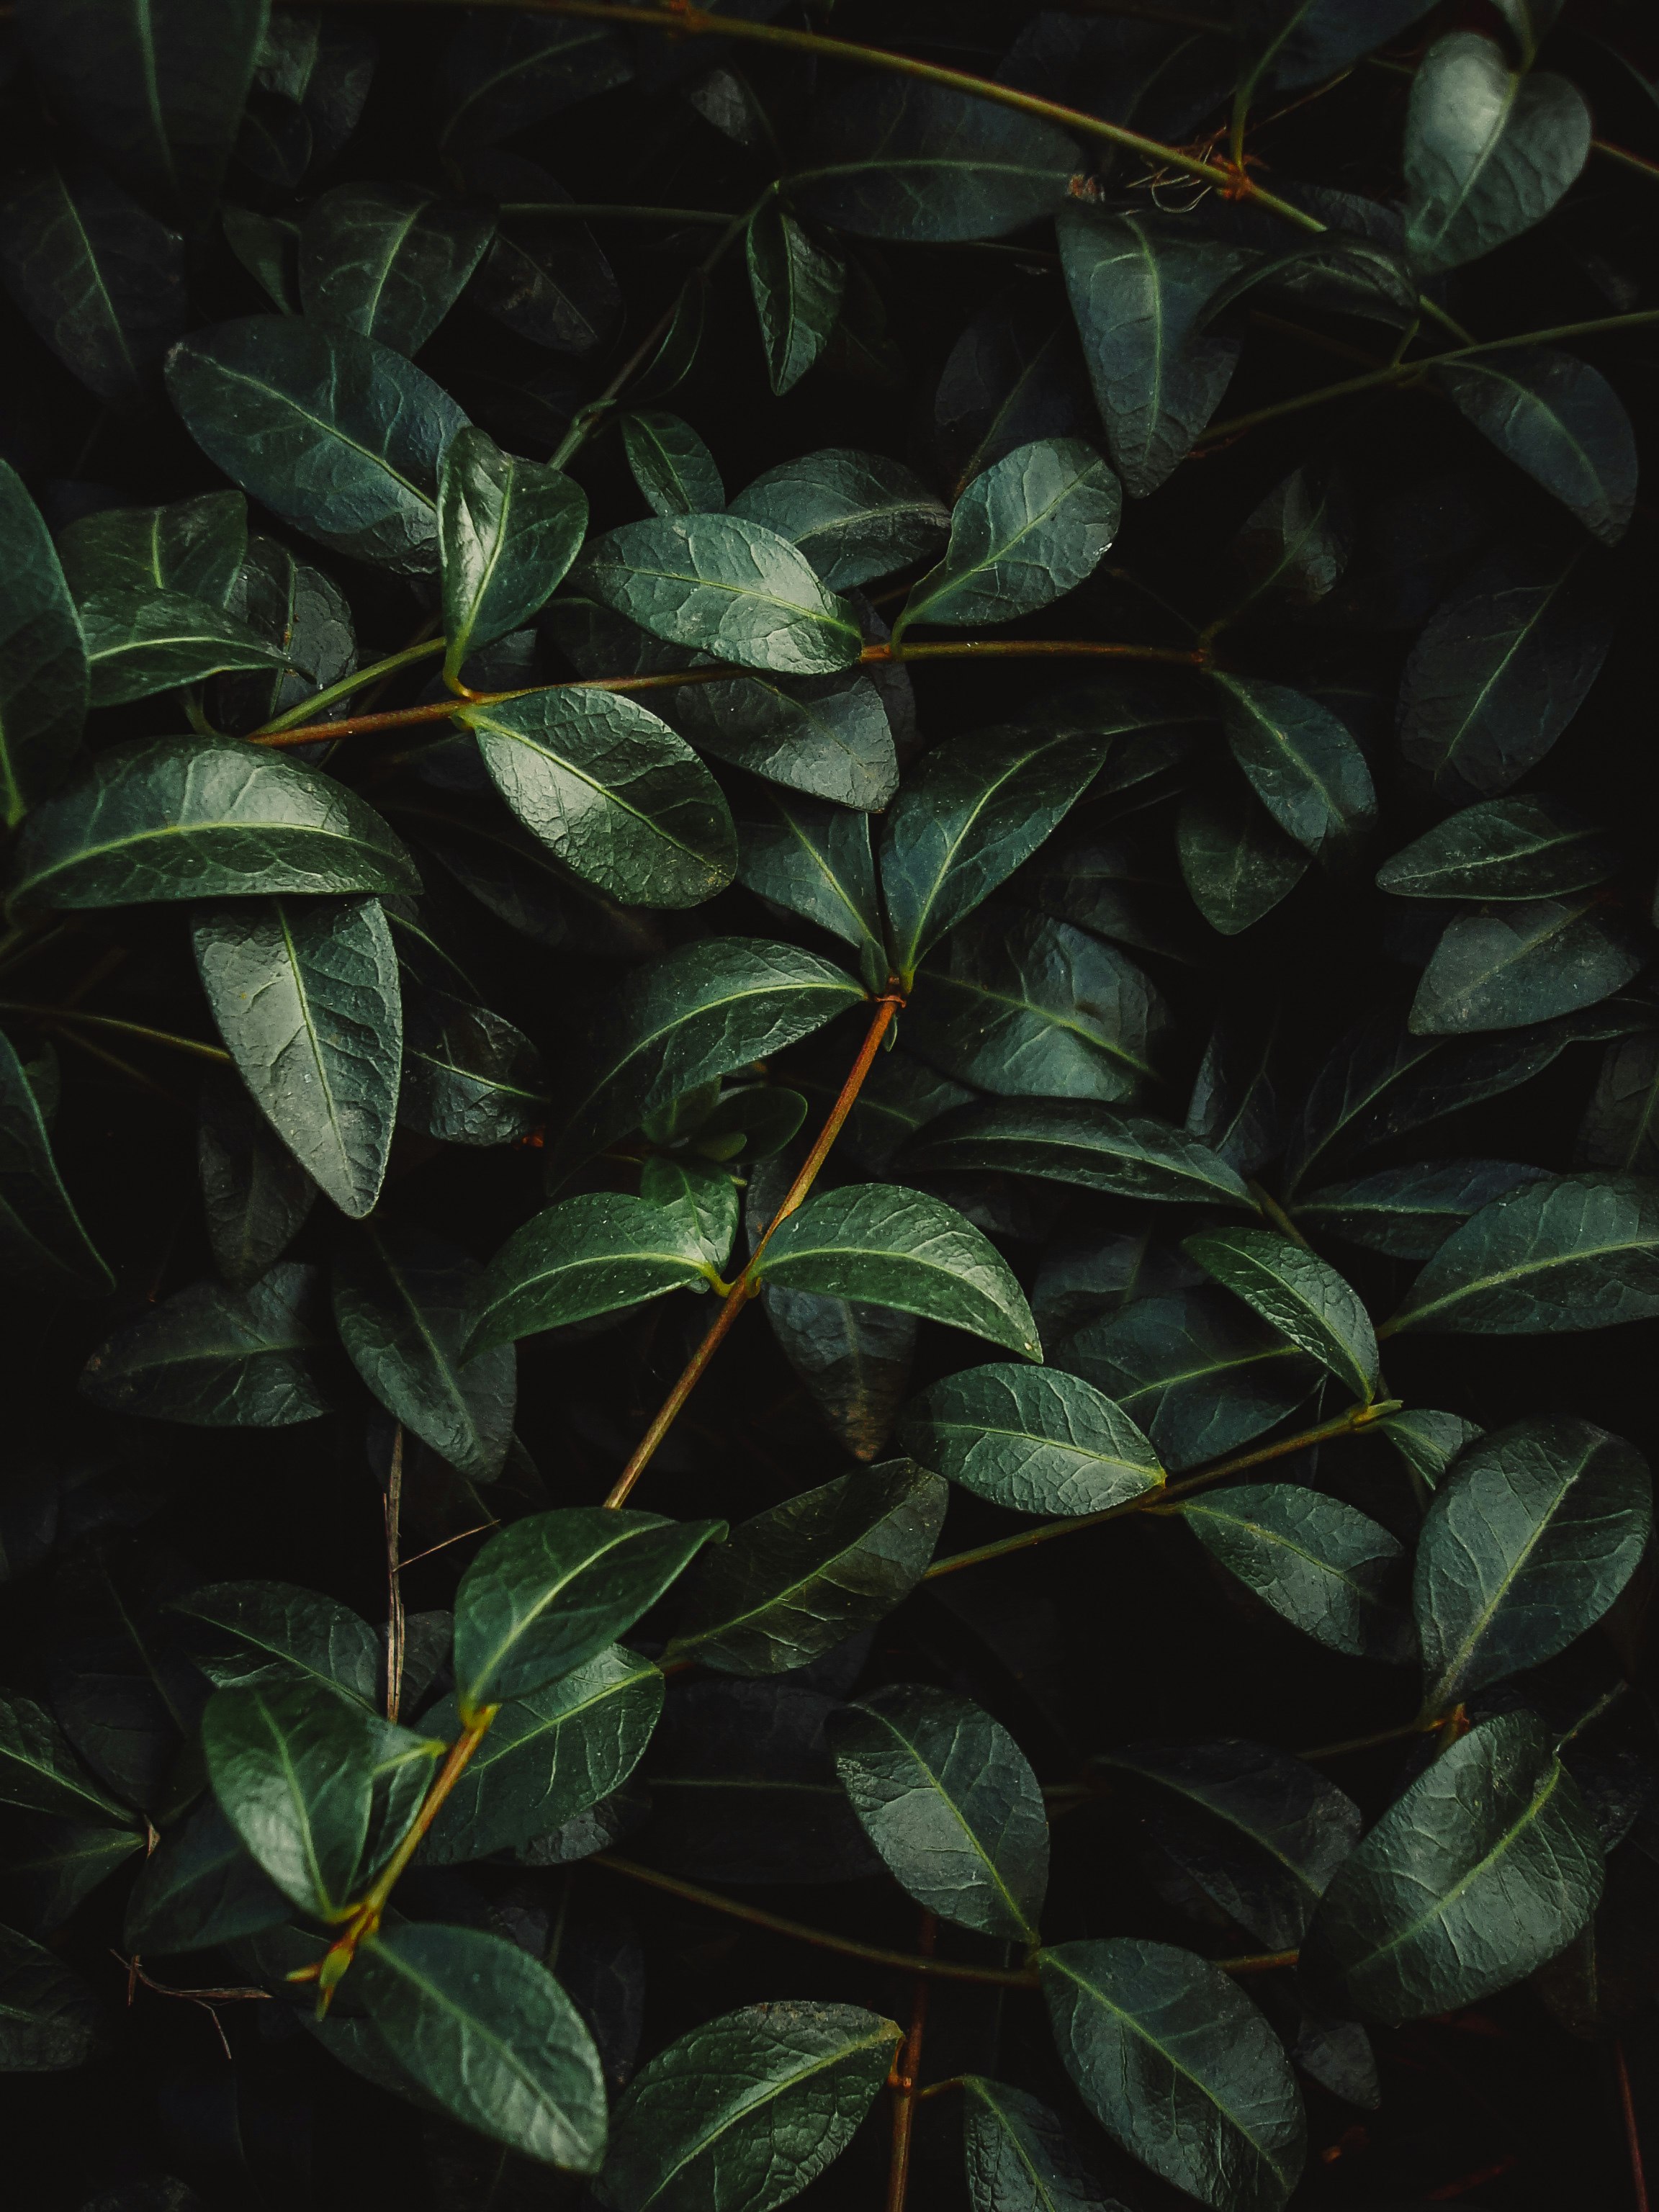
[878,723,1107,988]
[467,1192,719,1355]
[80,588,289,706]
[0,459,88,828]
[1390,1173,1659,1333]
[436,14,631,156]
[675,666,898,813]
[1303,1712,1603,2022]
[639,1155,739,1272]
[171,1578,381,1706]
[961,2078,1118,2212]
[401,987,547,1148]
[198,1064,318,1287]
[333,1223,516,1484]
[58,490,246,608]
[757,1182,1042,1360]
[1241,1,1437,99]
[747,202,844,396]
[546,938,862,1183]
[0,1691,130,1822]
[1213,675,1376,864]
[220,531,358,732]
[1436,349,1636,546]
[421,1646,663,1864]
[0,160,187,408]
[1183,1228,1379,1402]
[1182,1485,1413,1663]
[300,183,494,355]
[123,1795,289,1954]
[166,316,469,574]
[1041,1937,1306,2212]
[901,1362,1162,1516]
[761,1276,918,1464]
[459,149,620,356]
[201,1678,380,1917]
[452,1507,724,1713]
[1414,1416,1652,1710]
[620,412,724,519]
[1177,780,1310,935]
[896,438,1120,633]
[0,1025,113,1298]
[599,2000,899,2211]
[193,893,403,1217]
[1408,896,1645,1035]
[1220,460,1353,620]
[1404,32,1589,273]
[359,1921,607,2170]
[1377,796,1619,901]
[737,791,885,971]
[791,80,1077,242]
[15,0,268,215]
[1579,1032,1659,1173]
[830,1683,1048,1938]
[462,688,736,908]
[1376,1406,1484,1489]
[1058,210,1249,498]
[1094,1738,1361,1948]
[9,736,419,913]
[908,907,1169,1105]
[667,1460,947,1676]
[728,448,948,590]
[439,426,588,685]
[1292,1158,1549,1259]
[1398,547,1617,800]
[906,1099,1251,1205]
[575,514,863,677]
[79,1262,331,1425]
[0,1923,109,2072]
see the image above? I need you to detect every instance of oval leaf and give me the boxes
[896,437,1120,633]
[901,1362,1162,1516]
[467,1192,718,1356]
[1183,1227,1380,1402]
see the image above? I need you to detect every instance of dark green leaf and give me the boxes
[458,150,620,356]
[421,1646,662,1863]
[9,736,419,912]
[1404,33,1589,273]
[220,531,357,732]
[639,1156,739,1272]
[0,1690,130,1822]
[124,1795,289,1953]
[193,893,403,1216]
[0,1026,112,1298]
[1408,896,1645,1035]
[0,1923,108,2071]
[896,438,1120,632]
[1414,1416,1652,1709]
[728,449,949,590]
[166,317,469,574]
[462,688,736,907]
[1177,781,1310,935]
[756,1182,1042,1360]
[1183,1485,1413,1663]
[359,1920,607,2168]
[467,1193,719,1355]
[1042,1937,1305,2212]
[1578,1032,1659,1172]
[400,984,547,1148]
[667,1461,947,1676]
[620,412,724,519]
[1377,796,1619,900]
[737,792,884,970]
[333,1223,515,1483]
[1214,675,1376,864]
[830,1683,1048,1938]
[961,2077,1119,2212]
[0,460,88,827]
[439,426,588,684]
[79,1262,331,1425]
[907,907,1169,1104]
[300,184,494,355]
[1390,1173,1659,1333]
[202,1677,380,1917]
[1436,349,1636,545]
[452,1507,724,1713]
[677,666,898,813]
[198,1064,318,1288]
[791,81,1076,243]
[1183,1228,1378,1402]
[901,1362,1162,1515]
[1293,1158,1549,1259]
[762,1279,919,1463]
[906,1099,1250,1205]
[747,202,844,396]
[1241,1,1437,100]
[81,588,287,707]
[1058,211,1249,497]
[172,1577,381,1706]
[1221,461,1353,619]
[436,14,632,156]
[1303,1712,1602,2022]
[58,491,246,608]
[1376,1406,1483,1488]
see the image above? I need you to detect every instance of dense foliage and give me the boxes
[4,1,1659,2207]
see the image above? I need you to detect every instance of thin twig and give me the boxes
[385,1425,406,1726]
[887,1914,936,2212]
[0,1004,231,1065]
[1618,2038,1652,2212]
[397,1517,501,1572]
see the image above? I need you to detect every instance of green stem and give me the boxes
[1298,1715,1441,1761]
[251,637,447,739]
[922,1400,1401,1581]
[1595,138,1659,186]
[0,1004,231,1066]
[1249,1181,1311,1249]
[500,200,734,225]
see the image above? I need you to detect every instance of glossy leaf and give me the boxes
[452,1507,724,1713]
[1184,1485,1414,1663]
[728,448,948,590]
[896,438,1120,633]
[1222,460,1353,619]
[300,183,494,354]
[436,14,631,155]
[1293,1157,1549,1260]
[906,1098,1251,1205]
[359,1921,607,2168]
[639,1155,739,1271]
[459,150,620,356]
[81,588,287,707]
[961,2078,1119,2212]
[1404,33,1589,274]
[1408,896,1645,1035]
[198,1064,318,1287]
[80,1262,329,1426]
[9,736,418,912]
[1377,796,1619,901]
[620,411,724,519]
[467,1192,718,1355]
[439,426,588,685]
[1042,1937,1306,2212]
[1437,348,1636,545]
[747,202,844,396]
[193,893,403,1217]
[756,1182,1042,1360]
[220,531,358,731]
[58,490,246,608]
[333,1223,515,1483]
[1390,1173,1659,1333]
[0,1691,130,1822]
[171,1578,381,1706]
[1414,1416,1652,1710]
[902,1362,1161,1516]
[201,1678,379,1917]
[166,317,469,574]
[1214,675,1376,864]
[0,1923,109,2072]
[0,1026,113,1298]
[667,1461,947,1676]
[1241,1,1437,100]
[1183,1228,1379,1402]
[737,791,884,971]
[678,665,898,814]
[123,1794,289,1954]
[0,461,88,828]
[1303,1712,1603,2022]
[1178,780,1310,935]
